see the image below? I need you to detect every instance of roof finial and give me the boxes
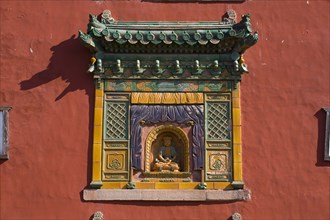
[101,9,115,24]
[222,9,237,23]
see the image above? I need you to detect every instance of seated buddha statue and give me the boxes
[153,136,180,172]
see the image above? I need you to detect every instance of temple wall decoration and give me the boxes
[79,9,257,189]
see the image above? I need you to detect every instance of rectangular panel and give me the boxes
[103,149,129,181]
[206,102,231,140]
[131,92,203,104]
[104,80,230,92]
[200,81,230,92]
[207,141,231,149]
[105,150,127,171]
[104,101,129,140]
[205,93,231,102]
[205,150,232,181]
[105,93,129,101]
[0,107,11,159]
[205,93,232,182]
[136,81,198,92]
[104,141,128,149]
[103,173,129,181]
[102,93,130,182]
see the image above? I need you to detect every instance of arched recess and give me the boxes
[145,125,189,172]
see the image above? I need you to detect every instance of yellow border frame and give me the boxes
[232,83,243,187]
[90,82,104,188]
[90,83,243,189]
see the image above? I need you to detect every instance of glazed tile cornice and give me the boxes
[79,10,258,84]
[79,10,257,50]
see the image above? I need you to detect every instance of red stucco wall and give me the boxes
[0,1,329,219]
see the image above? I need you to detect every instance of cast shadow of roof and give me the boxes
[18,34,95,187]
[19,34,93,101]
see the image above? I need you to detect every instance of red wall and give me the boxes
[0,1,329,219]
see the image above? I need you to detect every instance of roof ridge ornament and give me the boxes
[101,10,115,24]
[222,9,237,24]
[79,9,258,86]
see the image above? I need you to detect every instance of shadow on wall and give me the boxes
[18,34,95,186]
[315,109,330,167]
[19,34,93,101]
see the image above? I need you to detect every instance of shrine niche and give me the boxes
[145,126,188,173]
[79,9,258,190]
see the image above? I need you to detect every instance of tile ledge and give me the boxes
[83,189,251,201]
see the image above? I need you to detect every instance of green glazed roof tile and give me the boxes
[79,10,258,84]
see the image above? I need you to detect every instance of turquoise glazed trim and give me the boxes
[104,80,231,92]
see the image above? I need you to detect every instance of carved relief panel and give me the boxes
[102,94,130,182]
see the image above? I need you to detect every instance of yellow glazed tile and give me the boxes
[196,93,204,103]
[232,97,241,108]
[92,164,101,181]
[101,182,127,189]
[233,143,242,163]
[232,108,241,126]
[233,162,243,181]
[120,182,128,189]
[233,126,242,144]
[163,93,176,104]
[153,93,162,103]
[95,82,104,97]
[92,161,101,181]
[135,182,155,189]
[95,89,103,98]
[213,182,232,189]
[93,125,102,144]
[92,82,104,185]
[131,93,138,103]
[205,182,214,189]
[155,182,180,189]
[178,182,199,189]
[131,93,203,104]
[95,97,103,108]
[144,93,150,103]
[175,93,183,104]
[94,108,103,126]
[92,143,102,162]
[92,163,101,179]
[232,86,240,98]
[92,142,102,181]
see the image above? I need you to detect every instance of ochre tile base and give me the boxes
[100,182,233,189]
